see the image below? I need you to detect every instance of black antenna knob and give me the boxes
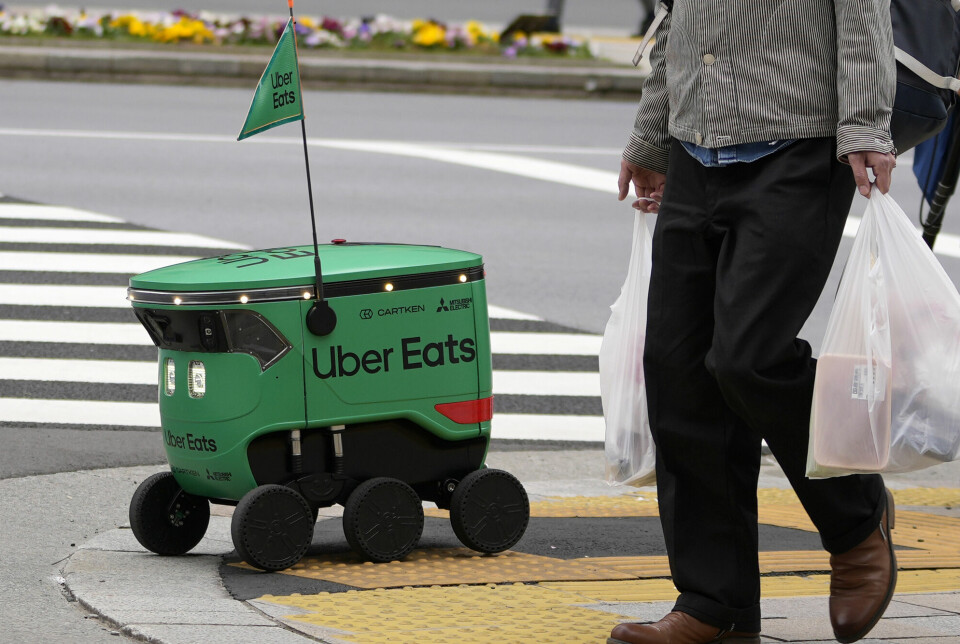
[306,300,337,336]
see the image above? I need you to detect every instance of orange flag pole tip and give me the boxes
[288,0,294,7]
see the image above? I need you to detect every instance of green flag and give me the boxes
[238,18,304,141]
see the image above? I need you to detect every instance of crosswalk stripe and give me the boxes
[0,355,599,396]
[486,304,542,321]
[0,397,160,427]
[0,203,124,223]
[490,331,602,356]
[0,284,129,308]
[0,226,244,249]
[0,398,604,440]
[0,316,601,354]
[0,251,199,273]
[0,319,152,344]
[493,370,600,396]
[492,413,605,442]
[0,357,156,384]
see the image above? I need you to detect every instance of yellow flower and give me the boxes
[465,20,488,39]
[109,14,135,30]
[412,21,445,47]
[127,18,147,37]
[299,16,317,29]
[152,17,213,44]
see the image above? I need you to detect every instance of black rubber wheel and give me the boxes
[342,477,424,562]
[450,468,530,554]
[129,471,210,555]
[231,484,314,571]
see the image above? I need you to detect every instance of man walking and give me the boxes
[611,1,898,643]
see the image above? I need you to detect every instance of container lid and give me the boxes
[129,243,483,292]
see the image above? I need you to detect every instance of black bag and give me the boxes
[890,0,960,152]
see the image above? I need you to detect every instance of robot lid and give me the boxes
[127,242,484,305]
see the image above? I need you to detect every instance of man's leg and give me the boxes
[642,142,765,633]
[702,137,894,643]
[703,138,886,554]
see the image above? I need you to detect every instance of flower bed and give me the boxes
[0,6,593,59]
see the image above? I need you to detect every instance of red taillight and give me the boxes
[435,397,494,424]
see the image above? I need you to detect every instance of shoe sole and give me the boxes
[836,487,898,644]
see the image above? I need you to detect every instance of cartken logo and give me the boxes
[359,309,373,320]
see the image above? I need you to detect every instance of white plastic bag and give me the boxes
[601,210,656,486]
[807,189,960,477]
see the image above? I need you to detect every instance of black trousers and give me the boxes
[644,138,886,633]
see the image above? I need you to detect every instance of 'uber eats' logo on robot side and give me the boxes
[164,430,218,453]
[312,334,477,379]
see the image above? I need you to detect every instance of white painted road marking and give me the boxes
[0,398,160,427]
[0,357,156,384]
[0,251,200,274]
[0,204,124,223]
[0,355,600,399]
[493,370,600,396]
[491,331,602,356]
[0,319,152,344]
[0,225,241,249]
[0,284,129,308]
[0,127,942,258]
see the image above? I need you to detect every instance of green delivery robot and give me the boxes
[126,242,530,571]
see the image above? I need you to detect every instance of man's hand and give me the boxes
[618,159,667,213]
[848,151,896,197]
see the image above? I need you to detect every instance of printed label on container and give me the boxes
[850,364,885,401]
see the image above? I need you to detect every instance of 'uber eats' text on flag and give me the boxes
[237,17,303,141]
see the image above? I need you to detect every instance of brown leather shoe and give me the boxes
[829,488,898,643]
[608,611,760,644]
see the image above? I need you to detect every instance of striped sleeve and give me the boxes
[623,10,673,174]
[834,0,897,158]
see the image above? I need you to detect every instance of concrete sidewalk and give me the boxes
[55,450,960,644]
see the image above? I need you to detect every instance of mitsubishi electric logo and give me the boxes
[437,297,473,313]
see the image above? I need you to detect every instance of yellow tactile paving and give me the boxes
[260,548,631,588]
[577,506,960,579]
[259,583,629,644]
[539,568,960,602]
[258,486,960,623]
[257,570,960,643]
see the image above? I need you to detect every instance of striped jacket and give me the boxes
[624,0,897,174]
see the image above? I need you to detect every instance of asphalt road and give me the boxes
[3,79,960,477]
[0,79,643,333]
[4,79,958,335]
